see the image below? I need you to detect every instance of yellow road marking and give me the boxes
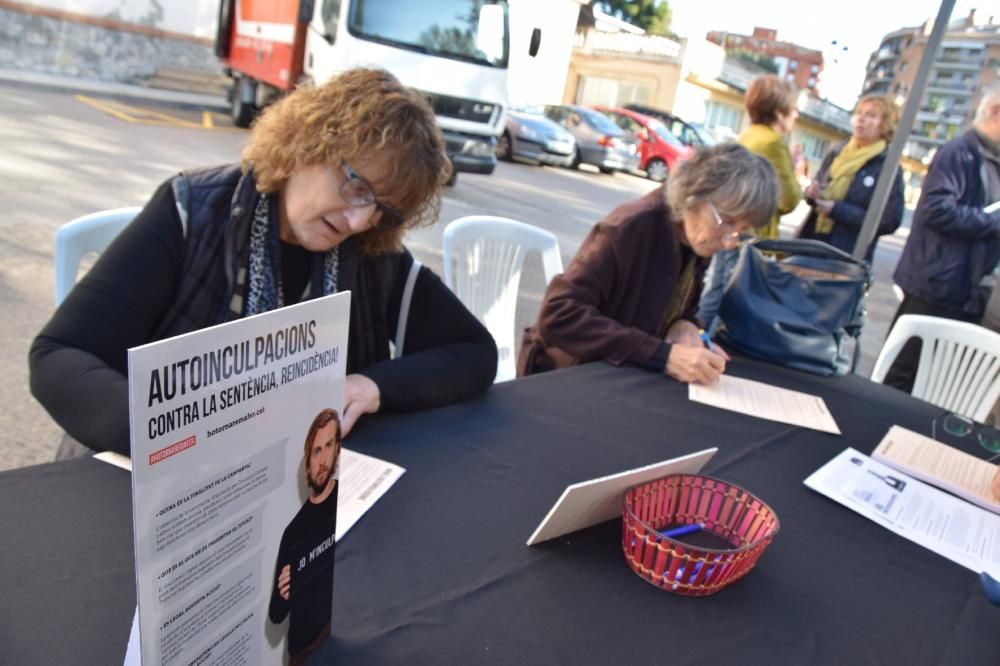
[75,94,140,124]
[75,95,237,131]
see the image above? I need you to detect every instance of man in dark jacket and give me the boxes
[884,82,1000,392]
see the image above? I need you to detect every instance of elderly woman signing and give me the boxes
[517,143,778,384]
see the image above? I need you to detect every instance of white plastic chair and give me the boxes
[54,207,140,305]
[443,216,564,383]
[871,314,1000,421]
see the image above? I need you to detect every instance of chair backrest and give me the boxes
[443,215,564,383]
[54,207,140,306]
[871,314,1000,421]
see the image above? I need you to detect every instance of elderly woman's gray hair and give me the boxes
[666,143,778,228]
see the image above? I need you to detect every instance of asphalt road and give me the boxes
[0,82,907,471]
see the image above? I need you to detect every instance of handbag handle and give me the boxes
[751,238,868,267]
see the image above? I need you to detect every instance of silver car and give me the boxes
[497,109,576,167]
[542,104,640,174]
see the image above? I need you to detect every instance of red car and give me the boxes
[595,106,694,182]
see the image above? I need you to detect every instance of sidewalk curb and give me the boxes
[0,69,230,111]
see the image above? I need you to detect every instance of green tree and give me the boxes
[598,0,672,36]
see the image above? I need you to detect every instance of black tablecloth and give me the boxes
[2,359,997,665]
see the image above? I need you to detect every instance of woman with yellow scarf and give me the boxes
[799,94,904,261]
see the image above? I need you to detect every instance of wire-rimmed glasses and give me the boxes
[931,412,1000,461]
[708,202,753,248]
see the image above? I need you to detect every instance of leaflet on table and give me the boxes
[804,447,1000,580]
[872,425,1000,516]
[689,374,841,434]
[127,293,352,666]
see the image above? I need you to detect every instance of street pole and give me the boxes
[851,0,956,260]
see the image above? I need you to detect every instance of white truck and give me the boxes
[216,0,541,181]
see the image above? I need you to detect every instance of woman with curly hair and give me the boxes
[30,68,497,457]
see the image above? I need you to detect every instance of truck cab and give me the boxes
[218,0,526,179]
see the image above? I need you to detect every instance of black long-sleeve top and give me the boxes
[30,180,497,455]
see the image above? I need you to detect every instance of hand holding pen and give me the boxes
[698,329,730,362]
[664,328,729,384]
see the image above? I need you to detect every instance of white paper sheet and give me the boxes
[335,448,405,541]
[805,447,1000,580]
[526,448,717,545]
[689,374,841,434]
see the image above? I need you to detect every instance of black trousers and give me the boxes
[882,292,979,393]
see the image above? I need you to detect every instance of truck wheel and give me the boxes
[598,166,615,175]
[231,77,256,128]
[646,158,669,182]
[496,131,513,161]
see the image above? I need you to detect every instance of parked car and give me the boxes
[542,104,640,174]
[497,108,577,167]
[596,106,694,182]
[623,104,717,148]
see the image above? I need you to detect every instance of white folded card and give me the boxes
[526,448,717,546]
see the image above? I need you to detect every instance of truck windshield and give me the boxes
[349,0,509,67]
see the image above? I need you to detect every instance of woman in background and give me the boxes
[798,93,904,260]
[698,74,801,334]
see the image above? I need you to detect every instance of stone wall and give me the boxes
[0,5,220,82]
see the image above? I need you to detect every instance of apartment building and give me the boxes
[862,9,1000,162]
[706,27,824,94]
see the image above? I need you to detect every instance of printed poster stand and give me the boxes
[126,292,351,665]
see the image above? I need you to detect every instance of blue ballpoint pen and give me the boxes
[698,329,714,352]
[660,523,704,539]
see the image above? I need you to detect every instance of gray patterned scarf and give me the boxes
[229,194,340,318]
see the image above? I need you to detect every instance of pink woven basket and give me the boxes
[622,474,779,596]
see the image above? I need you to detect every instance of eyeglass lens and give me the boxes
[340,166,376,208]
[937,413,1000,454]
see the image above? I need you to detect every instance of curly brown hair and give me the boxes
[242,68,451,254]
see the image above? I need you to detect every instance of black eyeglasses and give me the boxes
[931,412,1000,461]
[340,162,405,228]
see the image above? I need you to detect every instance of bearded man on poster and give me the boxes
[269,408,341,664]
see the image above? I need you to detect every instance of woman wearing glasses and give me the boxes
[517,144,777,384]
[30,68,497,457]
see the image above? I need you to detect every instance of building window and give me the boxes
[810,64,819,74]
[576,76,651,108]
[807,76,816,88]
[704,100,741,134]
[799,133,829,161]
[789,60,798,71]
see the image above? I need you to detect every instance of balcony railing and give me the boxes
[798,95,852,132]
[572,30,681,60]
